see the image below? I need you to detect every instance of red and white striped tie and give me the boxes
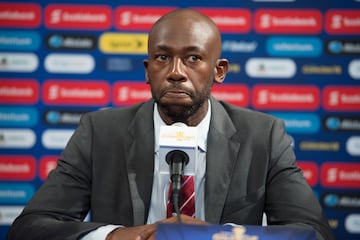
[166,175,195,218]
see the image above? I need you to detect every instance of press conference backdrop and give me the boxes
[0,0,359,239]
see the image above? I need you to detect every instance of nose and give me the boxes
[167,57,186,82]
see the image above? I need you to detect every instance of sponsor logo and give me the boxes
[326,40,360,55]
[43,80,110,106]
[323,86,360,111]
[0,107,38,127]
[0,79,39,104]
[0,183,34,204]
[299,141,339,151]
[254,9,322,34]
[46,33,96,50]
[115,6,175,31]
[99,33,148,54]
[346,136,360,156]
[324,116,360,132]
[245,58,296,78]
[252,85,320,110]
[0,30,40,51]
[45,4,111,30]
[322,192,360,209]
[270,113,320,134]
[0,128,36,149]
[345,214,360,233]
[297,161,318,187]
[211,84,249,107]
[44,53,94,74]
[325,10,360,34]
[101,57,135,72]
[39,156,59,180]
[302,64,342,75]
[0,206,24,225]
[42,129,74,149]
[43,109,88,126]
[0,155,36,181]
[196,8,251,33]
[227,63,241,74]
[0,52,38,72]
[328,219,339,229]
[222,40,257,53]
[349,59,360,80]
[321,163,360,188]
[267,37,322,57]
[113,82,151,106]
[0,3,41,28]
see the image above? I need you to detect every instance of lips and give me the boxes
[163,87,191,98]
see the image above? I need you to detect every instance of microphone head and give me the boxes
[166,149,189,165]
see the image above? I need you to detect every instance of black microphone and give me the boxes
[166,149,189,222]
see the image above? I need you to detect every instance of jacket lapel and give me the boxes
[126,100,155,225]
[205,98,241,223]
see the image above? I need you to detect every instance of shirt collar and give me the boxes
[154,100,211,152]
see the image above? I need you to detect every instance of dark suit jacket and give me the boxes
[7,97,334,240]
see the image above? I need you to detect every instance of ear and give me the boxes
[214,59,229,84]
[143,60,150,84]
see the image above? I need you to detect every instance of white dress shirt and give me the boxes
[83,101,211,239]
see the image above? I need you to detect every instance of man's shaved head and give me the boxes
[148,8,223,58]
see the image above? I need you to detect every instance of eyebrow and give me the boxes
[156,44,203,53]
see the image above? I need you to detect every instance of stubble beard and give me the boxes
[152,82,212,123]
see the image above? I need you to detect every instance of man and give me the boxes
[7,9,334,240]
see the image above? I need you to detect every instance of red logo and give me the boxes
[45,4,111,30]
[115,6,175,31]
[325,10,360,35]
[196,8,251,33]
[297,161,318,187]
[0,79,39,104]
[0,3,41,28]
[43,80,110,106]
[323,86,360,111]
[0,155,36,181]
[254,9,322,34]
[321,163,360,188]
[211,84,249,107]
[113,81,151,105]
[252,85,320,110]
[39,156,59,180]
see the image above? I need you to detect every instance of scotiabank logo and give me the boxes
[196,8,251,33]
[254,9,322,34]
[325,10,360,35]
[45,4,111,30]
[0,155,36,181]
[297,161,318,187]
[0,79,39,104]
[113,82,151,106]
[39,156,58,180]
[115,6,175,31]
[252,85,320,110]
[43,80,110,106]
[211,84,249,107]
[321,163,360,188]
[0,3,41,28]
[323,86,360,111]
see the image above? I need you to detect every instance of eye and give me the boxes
[187,55,201,63]
[155,54,169,62]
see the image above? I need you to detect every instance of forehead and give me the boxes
[148,19,216,52]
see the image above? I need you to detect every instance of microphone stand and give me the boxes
[166,149,189,224]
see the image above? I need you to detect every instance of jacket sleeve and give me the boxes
[265,118,335,240]
[7,113,106,240]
